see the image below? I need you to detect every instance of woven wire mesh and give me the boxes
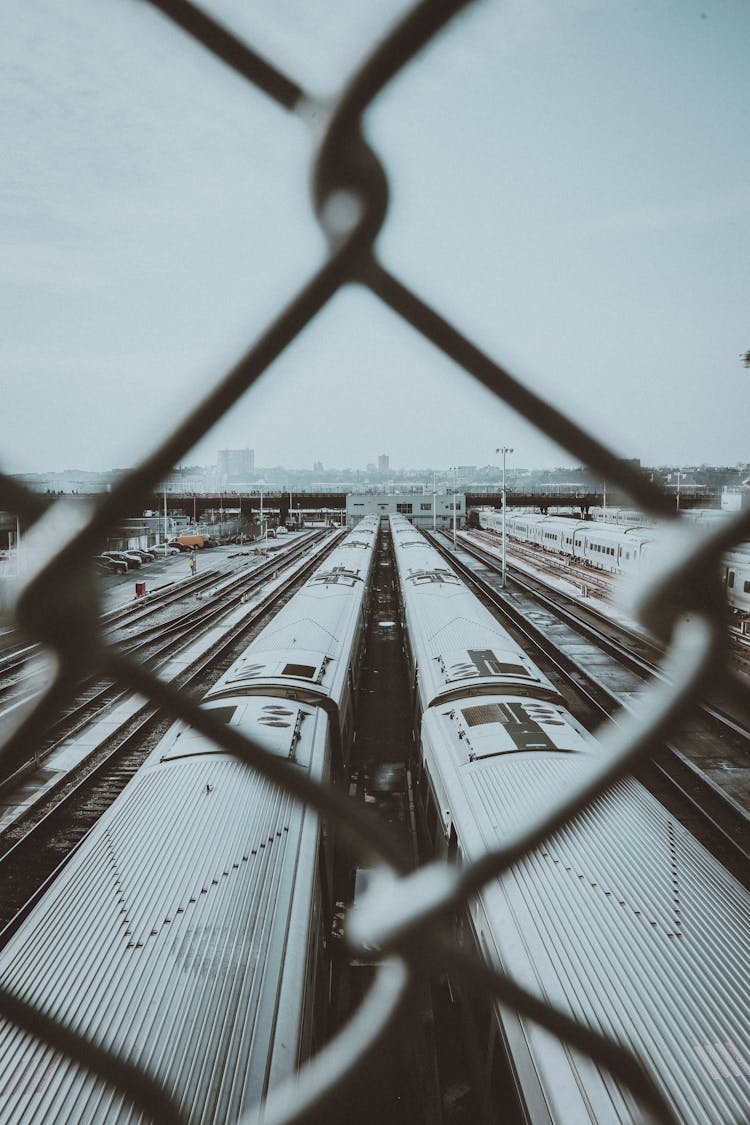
[2,2,750,1122]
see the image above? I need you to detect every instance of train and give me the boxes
[0,517,379,1122]
[477,509,750,619]
[587,507,733,528]
[389,513,750,1124]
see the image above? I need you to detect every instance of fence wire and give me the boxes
[2,1,750,1123]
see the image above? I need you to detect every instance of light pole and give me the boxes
[496,447,513,588]
[676,470,682,511]
[432,471,436,533]
[450,466,458,547]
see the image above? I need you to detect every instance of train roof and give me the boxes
[0,704,328,1121]
[422,732,750,1124]
[424,695,591,765]
[208,519,377,701]
[390,517,558,705]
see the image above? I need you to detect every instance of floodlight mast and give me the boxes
[496,447,514,588]
[450,466,458,547]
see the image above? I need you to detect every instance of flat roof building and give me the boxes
[346,491,464,529]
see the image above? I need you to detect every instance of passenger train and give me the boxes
[0,517,379,1122]
[390,514,750,1124]
[478,509,750,619]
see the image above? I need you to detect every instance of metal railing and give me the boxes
[2,2,750,1122]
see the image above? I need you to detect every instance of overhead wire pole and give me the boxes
[496,446,513,588]
[451,466,457,547]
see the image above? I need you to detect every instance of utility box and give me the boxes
[135,581,147,599]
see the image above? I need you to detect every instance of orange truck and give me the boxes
[169,534,215,551]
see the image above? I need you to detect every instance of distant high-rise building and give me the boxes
[218,448,254,482]
[313,460,324,472]
[378,454,389,473]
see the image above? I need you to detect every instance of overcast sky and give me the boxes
[1,0,748,476]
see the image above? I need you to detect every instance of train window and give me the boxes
[282,663,317,678]
[727,571,735,589]
[744,580,750,593]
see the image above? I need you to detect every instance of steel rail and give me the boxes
[0,533,338,803]
[454,530,750,753]
[0,538,336,934]
[429,533,750,869]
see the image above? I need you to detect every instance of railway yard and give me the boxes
[0,518,748,1123]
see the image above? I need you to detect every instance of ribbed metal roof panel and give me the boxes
[390,516,556,705]
[425,732,750,1124]
[0,746,322,1123]
[208,518,378,704]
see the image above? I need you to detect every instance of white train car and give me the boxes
[0,517,379,1123]
[588,507,656,527]
[478,509,749,616]
[390,515,750,1125]
[724,545,750,618]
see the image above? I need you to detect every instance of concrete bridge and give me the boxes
[144,489,716,520]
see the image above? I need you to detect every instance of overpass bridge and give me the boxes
[143,489,716,521]
[4,489,716,538]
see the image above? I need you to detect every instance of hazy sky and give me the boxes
[2,0,748,475]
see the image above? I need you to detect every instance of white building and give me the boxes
[346,491,464,529]
[721,484,750,512]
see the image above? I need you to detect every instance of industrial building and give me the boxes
[346,491,464,529]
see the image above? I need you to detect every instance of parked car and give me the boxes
[130,549,155,562]
[94,555,127,576]
[151,544,180,557]
[102,550,142,570]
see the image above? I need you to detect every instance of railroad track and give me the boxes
[0,532,341,937]
[427,530,750,881]
[469,527,613,600]
[0,535,322,705]
[0,535,323,755]
[473,525,750,677]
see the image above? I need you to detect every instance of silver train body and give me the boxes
[390,514,750,1124]
[0,517,379,1123]
[478,509,750,617]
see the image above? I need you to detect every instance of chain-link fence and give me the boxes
[2,2,750,1122]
